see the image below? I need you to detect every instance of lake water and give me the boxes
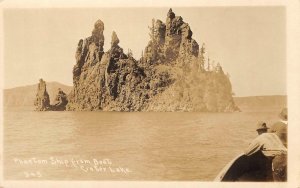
[3,107,282,181]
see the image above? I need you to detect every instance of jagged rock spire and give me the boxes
[34,78,50,111]
[92,19,104,37]
[92,19,105,49]
[167,8,175,19]
[111,31,120,47]
[73,19,105,81]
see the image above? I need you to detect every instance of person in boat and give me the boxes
[244,131,287,181]
[269,108,287,147]
[256,121,269,135]
[268,108,287,181]
[244,132,287,157]
[244,108,288,181]
[272,153,287,181]
[216,109,288,182]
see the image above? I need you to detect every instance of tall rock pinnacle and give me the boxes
[92,19,105,50]
[143,8,199,64]
[34,78,50,111]
[111,31,120,47]
[73,19,105,81]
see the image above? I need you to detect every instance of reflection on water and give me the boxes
[4,107,281,180]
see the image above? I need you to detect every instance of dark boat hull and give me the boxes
[215,151,274,181]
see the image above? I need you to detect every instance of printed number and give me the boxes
[23,171,42,178]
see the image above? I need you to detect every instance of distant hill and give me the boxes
[4,82,72,107]
[234,95,287,112]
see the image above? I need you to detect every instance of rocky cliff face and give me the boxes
[67,9,239,112]
[34,79,68,111]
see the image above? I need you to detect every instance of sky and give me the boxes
[3,7,286,97]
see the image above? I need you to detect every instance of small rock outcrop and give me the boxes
[34,79,68,111]
[52,88,68,111]
[65,9,239,112]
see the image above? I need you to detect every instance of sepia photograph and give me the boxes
[0,0,299,187]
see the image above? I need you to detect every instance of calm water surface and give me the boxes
[4,107,280,180]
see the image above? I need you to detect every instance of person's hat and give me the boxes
[256,121,269,131]
[279,108,287,121]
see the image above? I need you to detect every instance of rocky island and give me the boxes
[34,9,239,112]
